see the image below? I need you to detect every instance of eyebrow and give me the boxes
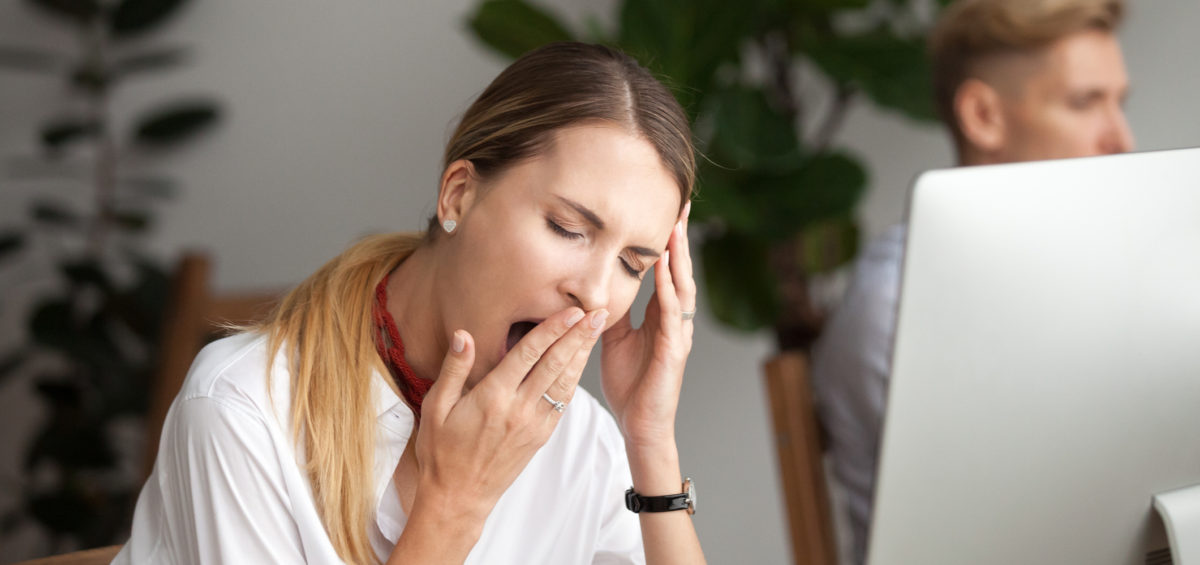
[555,195,661,258]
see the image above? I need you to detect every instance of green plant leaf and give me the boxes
[101,254,169,344]
[132,99,220,147]
[690,162,759,232]
[0,44,69,73]
[799,214,860,274]
[40,118,101,152]
[30,299,76,353]
[114,46,190,76]
[467,0,574,60]
[795,0,871,10]
[25,0,101,26]
[69,62,110,94]
[31,201,81,227]
[748,151,868,241]
[618,0,753,113]
[113,210,152,232]
[700,231,780,331]
[109,0,191,39]
[708,85,802,172]
[0,231,25,261]
[804,30,937,122]
[60,259,113,293]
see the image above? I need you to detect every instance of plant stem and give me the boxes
[762,31,800,130]
[86,19,116,260]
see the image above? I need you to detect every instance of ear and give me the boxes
[436,159,478,232]
[955,78,1007,154]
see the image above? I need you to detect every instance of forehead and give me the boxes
[497,124,682,243]
[976,30,1128,98]
[1036,29,1128,90]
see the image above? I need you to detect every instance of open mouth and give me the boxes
[506,320,538,353]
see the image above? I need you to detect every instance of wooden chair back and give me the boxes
[764,351,839,565]
[143,252,281,478]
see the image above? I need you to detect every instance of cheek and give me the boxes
[607,277,648,322]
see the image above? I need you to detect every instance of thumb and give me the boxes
[424,329,474,424]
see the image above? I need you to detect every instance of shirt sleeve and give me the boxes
[147,395,310,564]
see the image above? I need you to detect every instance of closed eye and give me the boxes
[546,217,584,240]
[619,257,644,279]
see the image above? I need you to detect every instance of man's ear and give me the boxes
[437,159,478,230]
[955,78,1007,154]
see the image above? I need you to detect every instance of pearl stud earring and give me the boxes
[442,219,457,234]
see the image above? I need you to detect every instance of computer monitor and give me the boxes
[867,147,1200,565]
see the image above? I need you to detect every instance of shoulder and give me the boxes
[855,223,907,280]
[175,332,290,426]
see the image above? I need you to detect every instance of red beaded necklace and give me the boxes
[372,273,431,420]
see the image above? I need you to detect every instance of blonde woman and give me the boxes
[116,42,705,564]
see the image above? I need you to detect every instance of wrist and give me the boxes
[410,481,489,542]
[626,440,683,496]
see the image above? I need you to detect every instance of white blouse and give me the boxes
[114,332,643,564]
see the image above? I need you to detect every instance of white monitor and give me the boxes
[867,147,1200,565]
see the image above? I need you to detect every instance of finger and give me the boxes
[601,310,634,347]
[542,321,602,409]
[423,330,474,425]
[655,250,682,337]
[493,307,585,390]
[671,205,697,314]
[519,308,607,402]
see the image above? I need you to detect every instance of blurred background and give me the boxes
[0,0,1196,563]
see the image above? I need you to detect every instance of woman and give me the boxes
[116,42,704,564]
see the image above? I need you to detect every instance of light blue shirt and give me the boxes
[810,224,906,565]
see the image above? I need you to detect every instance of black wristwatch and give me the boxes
[625,478,696,515]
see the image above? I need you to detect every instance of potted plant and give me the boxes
[0,0,221,555]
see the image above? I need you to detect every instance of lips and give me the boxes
[505,320,539,353]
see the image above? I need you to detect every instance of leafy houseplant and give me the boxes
[467,0,948,350]
[0,0,220,554]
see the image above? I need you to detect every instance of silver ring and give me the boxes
[681,309,696,321]
[542,392,566,413]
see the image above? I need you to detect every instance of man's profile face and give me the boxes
[994,29,1134,162]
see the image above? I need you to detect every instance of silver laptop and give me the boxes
[868,147,1200,565]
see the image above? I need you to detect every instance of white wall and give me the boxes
[1,1,1197,562]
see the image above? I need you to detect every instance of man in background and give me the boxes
[810,0,1133,562]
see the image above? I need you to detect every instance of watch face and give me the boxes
[685,478,696,514]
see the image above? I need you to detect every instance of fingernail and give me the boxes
[565,309,585,328]
[452,331,465,353]
[663,250,670,267]
[590,310,609,336]
[684,201,692,218]
[676,221,683,237]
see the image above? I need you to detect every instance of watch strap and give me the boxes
[625,488,690,513]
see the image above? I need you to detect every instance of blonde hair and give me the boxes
[930,0,1125,142]
[256,42,695,564]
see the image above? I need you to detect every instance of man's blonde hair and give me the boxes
[930,0,1125,141]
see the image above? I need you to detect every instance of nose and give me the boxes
[1101,103,1135,154]
[561,259,612,313]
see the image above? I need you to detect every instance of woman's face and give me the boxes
[436,123,683,384]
